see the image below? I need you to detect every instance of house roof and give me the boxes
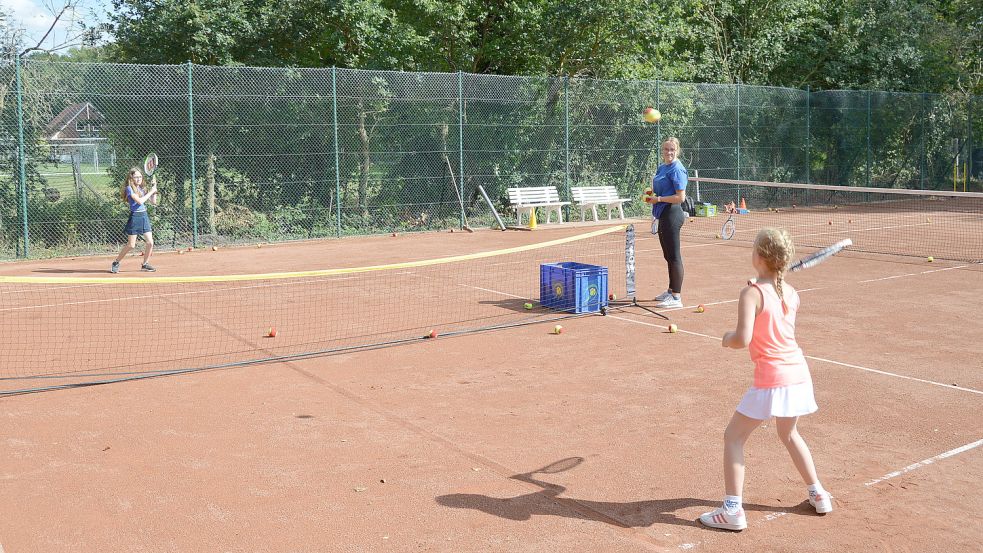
[46,102,105,141]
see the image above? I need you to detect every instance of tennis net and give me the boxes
[686,177,983,263]
[0,226,629,395]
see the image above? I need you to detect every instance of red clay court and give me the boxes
[0,217,981,552]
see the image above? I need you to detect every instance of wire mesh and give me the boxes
[1,59,979,259]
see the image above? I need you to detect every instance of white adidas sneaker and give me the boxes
[699,507,747,531]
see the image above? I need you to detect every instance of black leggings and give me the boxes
[657,204,685,294]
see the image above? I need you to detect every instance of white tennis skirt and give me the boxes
[736,379,818,420]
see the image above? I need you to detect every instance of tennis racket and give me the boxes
[720,201,737,239]
[143,153,159,205]
[788,238,852,272]
[143,152,159,177]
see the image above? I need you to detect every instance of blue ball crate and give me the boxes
[540,262,608,313]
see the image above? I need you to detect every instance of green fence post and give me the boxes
[866,90,872,187]
[655,80,661,147]
[805,85,811,185]
[920,93,927,188]
[458,71,465,229]
[332,67,341,237]
[564,75,570,220]
[14,54,29,257]
[736,81,742,182]
[187,61,198,247]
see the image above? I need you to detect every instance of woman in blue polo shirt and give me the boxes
[649,137,688,308]
[111,167,158,273]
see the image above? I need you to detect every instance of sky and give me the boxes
[1,0,110,50]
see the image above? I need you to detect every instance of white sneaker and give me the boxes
[654,290,674,302]
[809,491,833,514]
[699,507,747,531]
[655,295,682,309]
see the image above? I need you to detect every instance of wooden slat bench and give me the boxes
[507,186,570,225]
[571,186,631,221]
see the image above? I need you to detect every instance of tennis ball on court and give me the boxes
[926,217,932,223]
[715,233,721,239]
[212,245,218,251]
[927,256,934,262]
[428,329,438,339]
[643,107,661,123]
[267,327,277,338]
[524,302,533,310]
[553,324,564,335]
[178,249,184,255]
[668,324,678,333]
[696,304,705,313]
[609,293,617,301]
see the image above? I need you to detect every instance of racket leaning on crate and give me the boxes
[747,238,853,285]
[143,152,159,205]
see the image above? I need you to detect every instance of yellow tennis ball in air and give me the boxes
[668,324,678,333]
[643,107,661,123]
[927,256,934,262]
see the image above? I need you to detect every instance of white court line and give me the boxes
[863,438,983,486]
[457,283,524,299]
[859,264,974,283]
[805,355,983,395]
[604,314,983,396]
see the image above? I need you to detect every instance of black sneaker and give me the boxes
[141,263,156,272]
[110,261,120,274]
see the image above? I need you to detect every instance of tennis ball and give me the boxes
[696,304,705,313]
[267,327,277,338]
[524,302,533,310]
[927,256,934,262]
[428,329,438,339]
[178,249,184,255]
[553,324,564,335]
[668,323,678,333]
[608,293,617,301]
[643,107,661,123]
[715,233,721,239]
[926,217,932,223]
[212,245,218,251]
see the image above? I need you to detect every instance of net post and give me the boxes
[187,61,199,248]
[14,53,30,257]
[332,67,341,237]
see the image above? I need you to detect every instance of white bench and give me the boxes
[571,186,631,221]
[507,186,570,225]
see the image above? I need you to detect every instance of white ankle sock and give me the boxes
[723,495,742,514]
[808,483,825,496]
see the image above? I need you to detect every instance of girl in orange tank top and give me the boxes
[699,228,832,532]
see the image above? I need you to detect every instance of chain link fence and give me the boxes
[1,58,979,259]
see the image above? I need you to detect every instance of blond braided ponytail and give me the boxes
[754,228,796,313]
